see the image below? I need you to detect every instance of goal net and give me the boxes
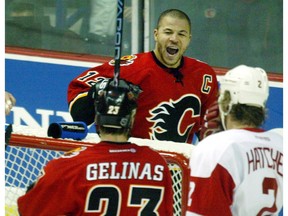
[5,125,194,216]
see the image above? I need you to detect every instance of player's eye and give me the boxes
[178,32,188,37]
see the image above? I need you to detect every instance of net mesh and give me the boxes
[5,146,63,215]
[5,139,189,216]
[169,164,183,216]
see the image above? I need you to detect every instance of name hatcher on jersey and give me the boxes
[247,147,282,176]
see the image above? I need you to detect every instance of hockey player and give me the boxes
[68,9,219,144]
[186,65,283,215]
[18,79,174,215]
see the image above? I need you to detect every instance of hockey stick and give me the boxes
[113,0,125,86]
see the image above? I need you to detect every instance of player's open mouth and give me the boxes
[166,47,179,56]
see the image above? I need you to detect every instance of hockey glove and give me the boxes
[199,101,223,140]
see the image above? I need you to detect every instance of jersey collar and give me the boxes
[243,128,265,132]
[151,51,184,85]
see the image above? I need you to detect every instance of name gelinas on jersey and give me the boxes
[86,162,165,181]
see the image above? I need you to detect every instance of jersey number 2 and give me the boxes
[257,177,278,216]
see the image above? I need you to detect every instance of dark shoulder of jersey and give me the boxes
[70,89,95,125]
[26,182,36,193]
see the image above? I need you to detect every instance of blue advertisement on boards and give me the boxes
[5,57,283,132]
[5,58,90,129]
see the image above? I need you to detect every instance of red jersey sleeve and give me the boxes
[186,164,235,216]
[17,158,75,215]
[67,62,115,125]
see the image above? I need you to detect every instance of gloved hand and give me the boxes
[199,101,223,140]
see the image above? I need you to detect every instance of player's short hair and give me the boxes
[156,9,191,32]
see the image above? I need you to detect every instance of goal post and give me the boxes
[5,125,194,216]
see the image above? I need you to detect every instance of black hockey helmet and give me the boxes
[91,78,142,129]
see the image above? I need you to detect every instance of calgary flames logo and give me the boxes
[147,94,201,143]
[109,55,137,66]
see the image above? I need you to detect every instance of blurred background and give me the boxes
[5,0,283,73]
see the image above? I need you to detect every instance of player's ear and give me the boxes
[219,91,231,113]
[153,28,158,41]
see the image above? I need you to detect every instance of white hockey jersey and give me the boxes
[186,128,283,216]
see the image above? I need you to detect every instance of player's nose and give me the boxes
[169,33,179,43]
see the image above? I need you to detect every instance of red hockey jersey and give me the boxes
[18,142,173,216]
[68,52,218,143]
[186,128,283,216]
